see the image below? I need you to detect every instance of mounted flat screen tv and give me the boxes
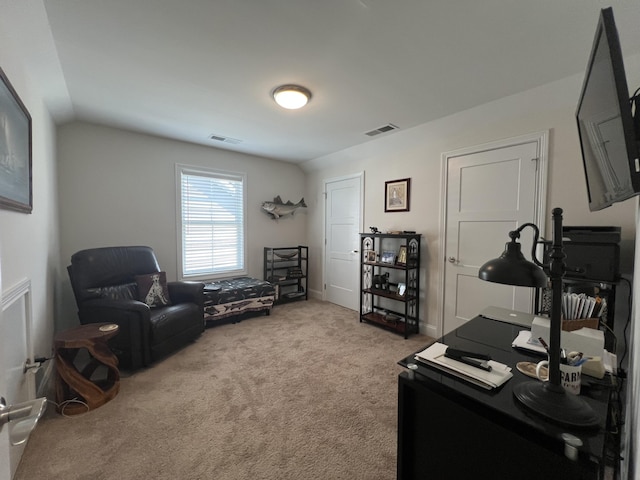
[576,7,640,212]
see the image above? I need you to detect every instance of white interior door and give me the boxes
[324,174,363,311]
[1,276,35,480]
[442,133,547,335]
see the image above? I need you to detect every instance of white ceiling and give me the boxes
[4,1,640,163]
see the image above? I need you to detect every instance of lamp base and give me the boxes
[513,381,601,428]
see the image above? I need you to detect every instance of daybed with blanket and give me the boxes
[203,277,275,326]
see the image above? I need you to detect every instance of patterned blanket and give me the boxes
[203,277,275,325]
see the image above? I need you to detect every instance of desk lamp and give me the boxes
[478,207,600,428]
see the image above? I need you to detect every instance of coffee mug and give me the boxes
[536,360,582,395]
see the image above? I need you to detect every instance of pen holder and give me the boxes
[536,360,582,395]
[560,363,582,395]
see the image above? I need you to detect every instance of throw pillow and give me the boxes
[87,283,138,301]
[135,271,172,307]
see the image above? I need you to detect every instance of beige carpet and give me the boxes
[15,299,432,480]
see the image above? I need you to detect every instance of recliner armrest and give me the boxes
[77,298,153,369]
[78,298,151,335]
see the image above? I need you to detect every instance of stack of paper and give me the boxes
[562,292,606,320]
[511,330,547,354]
[414,342,513,390]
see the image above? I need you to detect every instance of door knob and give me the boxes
[448,257,457,263]
[0,396,47,445]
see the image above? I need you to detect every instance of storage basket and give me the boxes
[561,318,599,332]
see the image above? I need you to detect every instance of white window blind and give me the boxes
[179,167,246,278]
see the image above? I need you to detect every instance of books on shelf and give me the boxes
[562,292,607,320]
[287,267,304,278]
[268,275,287,282]
[283,291,305,299]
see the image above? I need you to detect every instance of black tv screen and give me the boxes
[576,7,640,212]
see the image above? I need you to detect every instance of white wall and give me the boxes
[621,201,640,480]
[302,56,640,341]
[56,122,306,330]
[303,53,640,477]
[0,25,60,387]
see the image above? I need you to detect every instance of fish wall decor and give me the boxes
[261,196,307,219]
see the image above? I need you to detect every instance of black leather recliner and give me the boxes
[67,246,204,370]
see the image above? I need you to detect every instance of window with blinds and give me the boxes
[177,165,247,279]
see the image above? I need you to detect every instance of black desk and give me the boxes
[397,315,615,480]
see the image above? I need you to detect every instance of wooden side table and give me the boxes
[54,323,121,415]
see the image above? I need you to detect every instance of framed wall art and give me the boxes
[384,177,410,212]
[0,67,32,213]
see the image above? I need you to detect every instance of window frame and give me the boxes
[176,163,248,281]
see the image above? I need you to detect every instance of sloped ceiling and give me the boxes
[3,0,640,163]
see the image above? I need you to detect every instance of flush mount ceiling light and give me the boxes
[272,84,312,110]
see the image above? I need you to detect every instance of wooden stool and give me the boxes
[54,323,120,415]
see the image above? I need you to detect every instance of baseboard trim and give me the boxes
[308,288,322,300]
[422,323,438,339]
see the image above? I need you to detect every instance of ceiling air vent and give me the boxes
[365,123,398,137]
[209,134,242,145]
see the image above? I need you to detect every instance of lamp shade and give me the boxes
[272,85,311,109]
[478,241,547,288]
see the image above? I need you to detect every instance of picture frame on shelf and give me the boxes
[365,250,377,263]
[0,67,32,214]
[397,283,407,296]
[380,251,396,264]
[384,177,410,212]
[396,245,408,266]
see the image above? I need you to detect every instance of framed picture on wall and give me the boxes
[384,178,410,212]
[0,67,32,213]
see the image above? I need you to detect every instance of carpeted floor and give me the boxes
[15,299,432,480]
